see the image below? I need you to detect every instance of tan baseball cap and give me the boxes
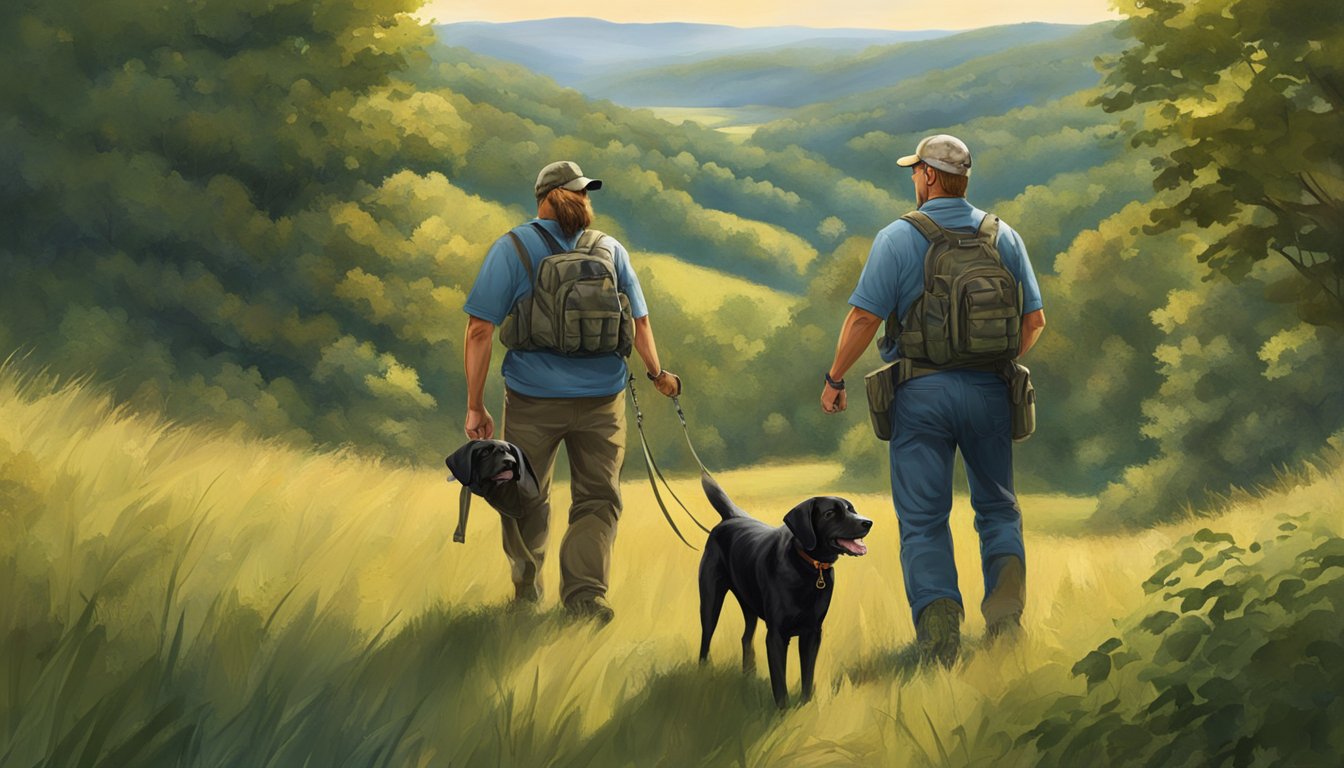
[896,134,973,176]
[535,161,602,200]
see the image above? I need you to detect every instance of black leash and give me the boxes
[634,380,712,534]
[672,395,715,479]
[452,482,471,543]
[627,375,710,550]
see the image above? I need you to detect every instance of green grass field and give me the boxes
[640,107,786,141]
[1,366,1340,766]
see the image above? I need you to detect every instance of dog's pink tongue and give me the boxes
[491,469,515,482]
[838,538,868,556]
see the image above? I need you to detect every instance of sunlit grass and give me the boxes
[1,367,1339,765]
[641,106,787,139]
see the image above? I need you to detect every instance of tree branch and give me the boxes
[1272,246,1343,308]
[1299,173,1338,209]
[1305,65,1344,111]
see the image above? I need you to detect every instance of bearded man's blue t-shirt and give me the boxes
[463,218,648,398]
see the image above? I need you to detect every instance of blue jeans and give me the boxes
[888,370,1024,625]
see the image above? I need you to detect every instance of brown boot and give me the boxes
[916,598,963,668]
[983,555,1025,642]
[564,594,614,625]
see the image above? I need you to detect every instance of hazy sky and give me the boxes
[416,0,1120,30]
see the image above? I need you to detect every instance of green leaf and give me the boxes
[1071,650,1113,688]
[1157,616,1209,663]
[1193,528,1236,545]
[1140,610,1180,634]
[1270,578,1307,606]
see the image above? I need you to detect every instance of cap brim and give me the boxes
[561,177,602,192]
[896,154,921,167]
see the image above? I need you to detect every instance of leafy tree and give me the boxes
[1099,0,1344,326]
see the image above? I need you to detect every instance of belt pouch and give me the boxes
[864,361,901,441]
[1006,362,1036,442]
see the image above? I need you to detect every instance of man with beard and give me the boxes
[462,161,680,624]
[817,135,1046,666]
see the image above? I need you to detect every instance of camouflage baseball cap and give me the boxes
[535,161,603,200]
[897,134,973,176]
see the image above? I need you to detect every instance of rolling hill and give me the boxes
[433,16,950,90]
[580,22,1092,107]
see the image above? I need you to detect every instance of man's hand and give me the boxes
[465,407,494,440]
[821,382,847,414]
[651,370,681,398]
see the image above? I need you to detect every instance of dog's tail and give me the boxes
[701,471,747,521]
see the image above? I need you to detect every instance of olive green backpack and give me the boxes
[498,223,634,358]
[884,211,1022,367]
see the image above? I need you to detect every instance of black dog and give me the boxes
[697,473,871,708]
[445,439,540,543]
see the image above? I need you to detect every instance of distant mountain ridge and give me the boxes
[583,22,1094,107]
[434,17,953,90]
[434,18,1094,108]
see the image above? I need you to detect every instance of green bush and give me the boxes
[1011,512,1344,766]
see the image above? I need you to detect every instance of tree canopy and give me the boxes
[1099,0,1344,326]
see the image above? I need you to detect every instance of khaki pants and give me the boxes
[502,388,626,605]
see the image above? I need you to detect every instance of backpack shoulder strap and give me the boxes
[528,221,565,256]
[976,213,1011,269]
[977,213,1001,243]
[506,231,536,289]
[901,210,950,291]
[900,211,947,243]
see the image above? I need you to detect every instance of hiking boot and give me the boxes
[982,555,1025,628]
[564,594,614,625]
[513,581,541,605]
[985,612,1023,644]
[916,598,963,668]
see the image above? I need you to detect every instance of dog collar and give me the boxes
[796,546,832,590]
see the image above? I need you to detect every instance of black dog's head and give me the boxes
[783,496,872,563]
[445,439,540,518]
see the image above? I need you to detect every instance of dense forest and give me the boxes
[1,0,1340,527]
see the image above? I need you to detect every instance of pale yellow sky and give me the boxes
[416,0,1119,30]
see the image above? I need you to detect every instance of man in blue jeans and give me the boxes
[818,135,1047,666]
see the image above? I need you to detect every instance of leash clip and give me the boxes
[816,572,826,590]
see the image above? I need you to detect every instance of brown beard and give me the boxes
[546,188,594,237]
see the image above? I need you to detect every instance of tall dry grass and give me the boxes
[0,365,1338,766]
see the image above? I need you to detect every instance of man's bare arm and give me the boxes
[464,315,495,439]
[1018,309,1046,358]
[821,306,884,413]
[633,315,679,397]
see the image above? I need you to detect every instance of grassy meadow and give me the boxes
[640,107,786,141]
[2,365,1340,767]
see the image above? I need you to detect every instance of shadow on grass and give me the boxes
[567,663,780,768]
[361,605,784,767]
[834,633,1022,692]
[14,598,976,766]
[833,642,925,691]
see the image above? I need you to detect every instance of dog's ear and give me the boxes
[445,440,483,485]
[784,498,820,551]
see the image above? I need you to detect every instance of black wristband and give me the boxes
[824,372,845,390]
[647,369,664,381]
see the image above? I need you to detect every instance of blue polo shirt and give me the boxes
[849,197,1043,363]
[463,218,649,398]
